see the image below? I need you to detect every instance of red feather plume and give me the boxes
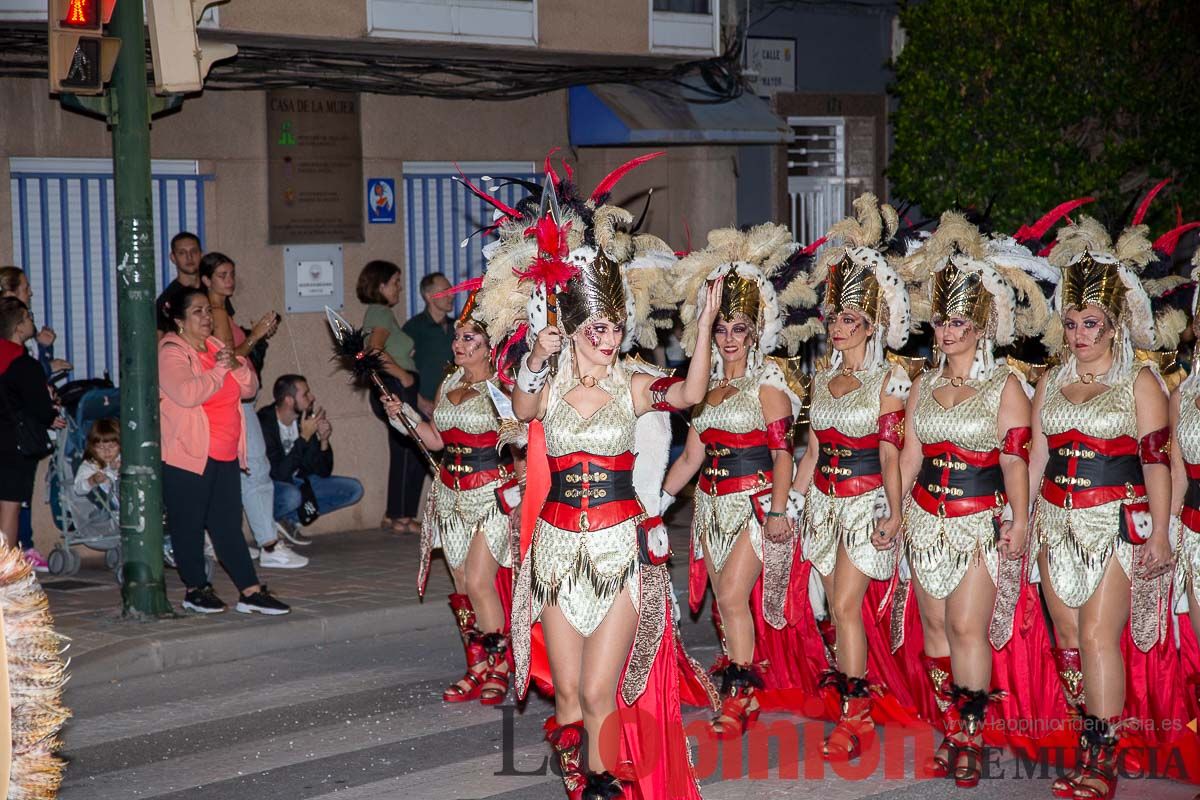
[1014,197,1095,242]
[1153,222,1200,256]
[433,275,484,298]
[590,152,665,203]
[517,216,578,289]
[802,236,828,256]
[544,147,561,190]
[1132,178,1171,226]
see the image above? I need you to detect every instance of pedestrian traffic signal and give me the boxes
[48,0,121,94]
[146,0,238,94]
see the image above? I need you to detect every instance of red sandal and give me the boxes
[820,672,875,760]
[478,632,511,706]
[709,661,764,739]
[443,632,488,703]
[545,717,586,800]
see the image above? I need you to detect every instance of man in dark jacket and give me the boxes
[259,375,363,546]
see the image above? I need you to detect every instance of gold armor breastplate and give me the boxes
[1178,384,1200,466]
[1040,364,1139,442]
[543,373,636,457]
[433,371,497,435]
[808,366,886,439]
[693,374,764,436]
[913,368,1008,452]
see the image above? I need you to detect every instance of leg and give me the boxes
[829,544,873,678]
[0,501,21,549]
[442,560,488,703]
[541,604,584,726]
[1039,548,1086,796]
[579,590,639,773]
[272,480,303,525]
[943,560,998,786]
[17,503,33,550]
[709,530,766,737]
[384,425,409,521]
[304,475,364,517]
[911,572,958,775]
[204,460,261,594]
[912,575,949,659]
[161,464,211,590]
[462,533,508,704]
[1076,558,1130,720]
[240,404,278,547]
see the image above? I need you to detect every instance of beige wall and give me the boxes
[0,79,738,551]
[217,0,654,57]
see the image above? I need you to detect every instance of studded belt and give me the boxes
[540,451,642,532]
[811,428,882,498]
[1041,430,1142,510]
[911,442,1004,517]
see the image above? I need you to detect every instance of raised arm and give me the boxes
[633,279,723,415]
[513,326,560,422]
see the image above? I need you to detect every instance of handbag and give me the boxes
[0,379,53,459]
[298,476,321,525]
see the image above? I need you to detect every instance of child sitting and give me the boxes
[73,418,120,512]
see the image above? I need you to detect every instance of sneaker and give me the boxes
[236,585,290,616]
[182,584,227,614]
[275,520,312,547]
[23,548,49,573]
[246,542,260,560]
[259,541,309,569]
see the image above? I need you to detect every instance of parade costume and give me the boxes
[393,290,523,706]
[791,194,937,752]
[1033,216,1198,792]
[898,213,1064,784]
[469,154,710,800]
[668,223,811,736]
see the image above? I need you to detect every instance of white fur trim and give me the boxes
[659,491,677,517]
[786,489,806,522]
[873,256,911,350]
[884,365,912,401]
[516,353,550,394]
[527,284,549,333]
[632,408,671,512]
[501,483,522,510]
[1119,264,1156,349]
[759,358,802,416]
[986,235,1059,283]
[620,270,637,352]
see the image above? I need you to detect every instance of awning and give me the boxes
[569,78,792,146]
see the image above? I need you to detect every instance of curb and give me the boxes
[68,599,448,688]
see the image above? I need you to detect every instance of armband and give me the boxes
[1139,426,1170,466]
[877,410,905,449]
[765,416,795,451]
[516,353,550,394]
[649,376,685,411]
[1001,426,1032,463]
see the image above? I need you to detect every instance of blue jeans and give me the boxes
[241,402,277,546]
[273,475,364,525]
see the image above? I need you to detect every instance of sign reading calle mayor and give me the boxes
[267,89,364,244]
[745,37,796,97]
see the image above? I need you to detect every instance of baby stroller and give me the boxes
[46,379,217,585]
[46,379,122,580]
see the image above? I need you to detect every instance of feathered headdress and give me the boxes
[469,152,676,378]
[800,193,911,369]
[674,222,818,367]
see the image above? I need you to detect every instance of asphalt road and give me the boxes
[59,616,1198,800]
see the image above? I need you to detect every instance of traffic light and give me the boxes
[48,0,121,94]
[146,0,238,94]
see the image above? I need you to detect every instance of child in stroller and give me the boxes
[73,418,120,517]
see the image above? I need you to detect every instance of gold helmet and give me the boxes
[556,251,627,335]
[718,273,762,322]
[930,256,992,331]
[824,254,881,321]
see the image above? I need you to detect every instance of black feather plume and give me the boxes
[329,326,386,387]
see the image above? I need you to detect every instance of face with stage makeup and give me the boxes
[571,315,624,368]
[452,322,490,371]
[713,312,755,366]
[932,314,980,358]
[1063,304,1115,365]
[826,309,874,353]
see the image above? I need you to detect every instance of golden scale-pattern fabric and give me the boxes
[904,368,1009,600]
[530,372,642,637]
[426,370,513,570]
[802,365,896,581]
[690,371,792,629]
[1035,363,1138,608]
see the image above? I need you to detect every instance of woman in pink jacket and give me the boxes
[159,287,289,615]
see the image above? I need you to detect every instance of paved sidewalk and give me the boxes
[44,527,456,687]
[46,511,701,687]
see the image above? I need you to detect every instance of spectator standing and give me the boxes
[259,375,364,544]
[158,287,290,615]
[0,298,65,549]
[156,232,203,333]
[402,272,454,417]
[0,268,70,570]
[356,260,421,534]
[199,253,307,569]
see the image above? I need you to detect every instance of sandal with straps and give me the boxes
[952,734,983,789]
[443,663,487,703]
[1072,761,1117,800]
[820,673,874,761]
[710,692,761,739]
[925,729,966,778]
[479,632,511,706]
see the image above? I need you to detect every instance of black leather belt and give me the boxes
[439,444,509,475]
[702,444,774,481]
[548,465,637,509]
[916,455,1002,501]
[816,443,882,482]
[1044,449,1142,491]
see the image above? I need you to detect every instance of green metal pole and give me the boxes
[108,0,171,616]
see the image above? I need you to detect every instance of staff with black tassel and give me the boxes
[325,306,439,473]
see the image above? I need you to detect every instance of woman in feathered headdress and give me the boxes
[383,285,523,707]
[789,194,917,759]
[472,153,712,800]
[1029,216,1175,800]
[896,212,1040,787]
[658,222,810,738]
